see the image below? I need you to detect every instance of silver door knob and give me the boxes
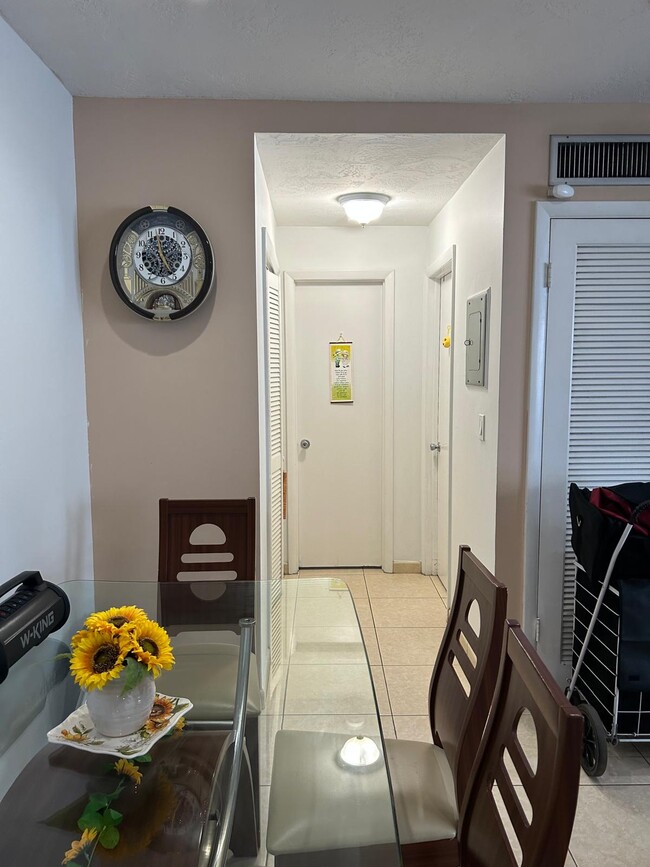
[300,439,311,449]
[430,442,441,452]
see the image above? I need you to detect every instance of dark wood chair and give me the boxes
[384,545,508,867]
[156,498,261,835]
[458,622,583,867]
[266,546,508,867]
[158,497,255,583]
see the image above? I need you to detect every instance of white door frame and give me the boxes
[421,248,456,577]
[524,201,650,650]
[284,270,395,574]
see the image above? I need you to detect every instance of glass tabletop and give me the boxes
[0,577,401,866]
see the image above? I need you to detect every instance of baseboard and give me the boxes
[393,560,422,573]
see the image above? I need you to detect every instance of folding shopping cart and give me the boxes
[567,482,650,776]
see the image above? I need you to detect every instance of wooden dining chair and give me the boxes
[384,545,508,867]
[266,546,508,867]
[156,497,261,833]
[457,622,583,867]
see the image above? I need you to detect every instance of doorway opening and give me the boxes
[254,132,505,678]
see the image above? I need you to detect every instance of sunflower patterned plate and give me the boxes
[47,693,193,758]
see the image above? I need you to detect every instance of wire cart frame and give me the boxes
[567,497,650,776]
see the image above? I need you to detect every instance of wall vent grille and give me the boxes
[550,135,650,186]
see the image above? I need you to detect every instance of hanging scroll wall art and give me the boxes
[330,341,353,403]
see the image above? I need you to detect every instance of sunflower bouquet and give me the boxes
[68,605,175,693]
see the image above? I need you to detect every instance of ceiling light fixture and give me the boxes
[337,193,391,226]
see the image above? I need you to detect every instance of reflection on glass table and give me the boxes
[0,578,400,866]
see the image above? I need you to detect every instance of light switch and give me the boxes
[478,414,486,441]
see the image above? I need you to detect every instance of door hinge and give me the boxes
[534,618,541,644]
[544,262,552,289]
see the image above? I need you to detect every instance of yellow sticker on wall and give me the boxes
[330,342,353,402]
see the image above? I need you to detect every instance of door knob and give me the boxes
[430,442,441,452]
[300,439,311,449]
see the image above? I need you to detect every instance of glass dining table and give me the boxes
[0,577,401,866]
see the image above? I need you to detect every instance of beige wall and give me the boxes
[74,99,650,612]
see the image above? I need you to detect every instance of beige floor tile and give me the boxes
[371,596,448,628]
[370,666,392,715]
[431,574,448,600]
[569,785,650,866]
[258,785,271,867]
[298,569,365,579]
[259,714,281,786]
[289,625,366,665]
[634,742,650,760]
[360,626,381,665]
[565,853,578,866]
[294,595,358,628]
[393,716,433,743]
[365,573,438,598]
[261,665,289,716]
[282,714,385,737]
[384,665,432,715]
[295,574,367,600]
[381,715,396,739]
[284,663,377,715]
[352,597,374,627]
[376,627,444,665]
[580,742,650,786]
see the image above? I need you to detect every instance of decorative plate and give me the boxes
[47,693,193,758]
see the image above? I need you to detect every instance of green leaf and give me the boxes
[134,753,152,763]
[87,794,110,811]
[121,657,148,695]
[54,652,72,660]
[103,808,123,827]
[67,862,83,867]
[99,825,120,850]
[77,810,103,832]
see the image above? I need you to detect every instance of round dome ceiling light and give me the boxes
[337,193,391,226]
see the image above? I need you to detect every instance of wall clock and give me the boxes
[109,205,214,321]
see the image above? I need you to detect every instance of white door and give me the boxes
[538,218,650,679]
[295,282,383,567]
[264,267,285,677]
[436,272,453,589]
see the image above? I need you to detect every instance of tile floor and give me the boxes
[261,567,650,867]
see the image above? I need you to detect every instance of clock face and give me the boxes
[109,206,214,320]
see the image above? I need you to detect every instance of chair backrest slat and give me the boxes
[429,545,508,806]
[157,498,256,632]
[460,622,583,867]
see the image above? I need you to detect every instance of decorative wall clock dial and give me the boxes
[109,206,214,321]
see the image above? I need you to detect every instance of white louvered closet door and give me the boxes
[265,268,285,680]
[538,219,650,680]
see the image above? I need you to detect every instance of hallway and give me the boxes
[272,569,650,867]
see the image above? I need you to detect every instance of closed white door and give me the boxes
[436,272,453,589]
[295,282,383,567]
[265,268,285,676]
[538,218,650,678]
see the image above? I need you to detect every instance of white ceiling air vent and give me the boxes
[550,135,650,186]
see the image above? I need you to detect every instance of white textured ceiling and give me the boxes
[256,133,502,226]
[1,0,649,101]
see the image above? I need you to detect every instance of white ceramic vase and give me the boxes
[86,670,156,737]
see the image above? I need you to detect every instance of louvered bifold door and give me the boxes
[538,219,650,678]
[265,269,285,679]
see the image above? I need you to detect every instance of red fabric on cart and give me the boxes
[589,488,650,536]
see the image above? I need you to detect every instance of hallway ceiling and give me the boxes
[256,133,502,226]
[1,0,649,101]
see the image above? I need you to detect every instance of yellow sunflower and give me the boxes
[145,695,175,733]
[130,621,175,677]
[114,758,143,785]
[69,630,130,691]
[62,827,97,864]
[84,605,148,636]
